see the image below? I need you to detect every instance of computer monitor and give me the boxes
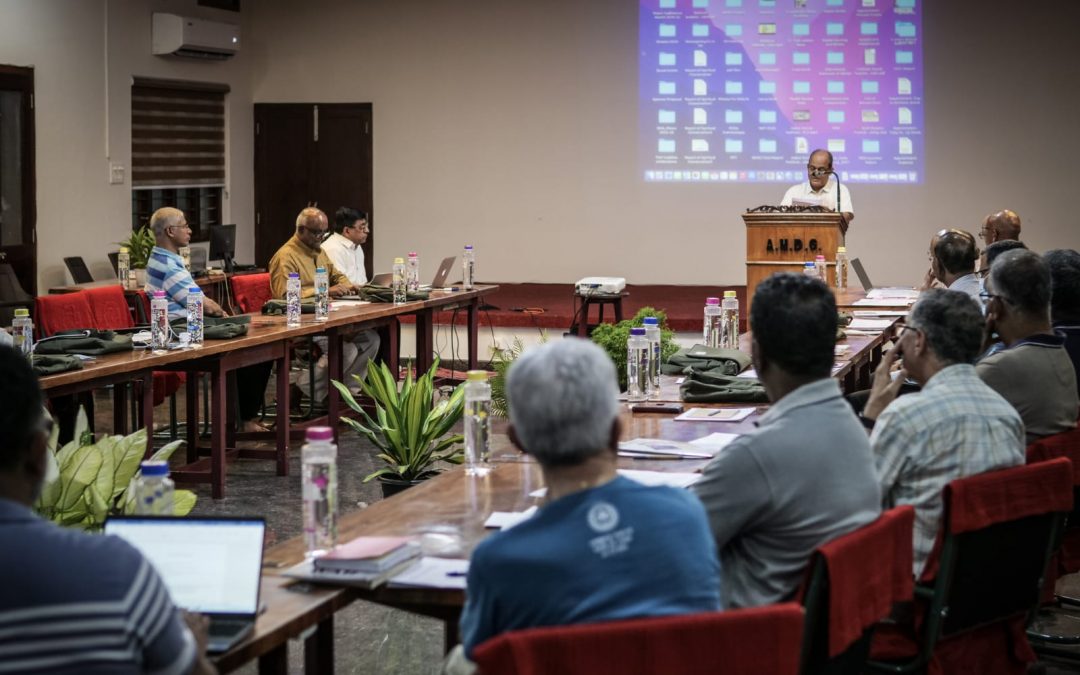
[209,224,237,273]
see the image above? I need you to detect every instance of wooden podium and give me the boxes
[743,211,846,310]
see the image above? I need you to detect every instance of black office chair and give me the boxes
[108,251,120,276]
[0,263,34,328]
[63,256,94,284]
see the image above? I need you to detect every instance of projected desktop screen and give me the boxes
[640,0,923,184]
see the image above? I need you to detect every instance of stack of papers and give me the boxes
[484,506,538,529]
[847,318,895,332]
[388,557,469,590]
[853,298,914,307]
[618,439,713,459]
[866,288,919,300]
[853,310,908,318]
[676,407,755,422]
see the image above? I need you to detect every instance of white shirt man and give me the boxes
[781,150,854,228]
[321,209,369,287]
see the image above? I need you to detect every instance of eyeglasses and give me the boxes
[298,226,330,240]
[350,222,370,233]
[168,224,192,232]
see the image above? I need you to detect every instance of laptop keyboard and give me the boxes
[209,619,251,638]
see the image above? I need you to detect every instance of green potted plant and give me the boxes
[34,408,197,530]
[488,333,547,418]
[590,307,681,391]
[117,225,156,288]
[333,358,466,498]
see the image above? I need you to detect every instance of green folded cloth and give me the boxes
[262,299,318,315]
[34,330,133,356]
[170,315,250,339]
[31,354,84,376]
[661,345,752,377]
[358,284,430,303]
[680,370,769,403]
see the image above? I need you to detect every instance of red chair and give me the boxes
[230,272,273,314]
[867,458,1073,675]
[799,506,915,675]
[1027,427,1080,575]
[34,292,95,339]
[473,604,805,675]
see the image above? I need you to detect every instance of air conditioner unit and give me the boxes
[152,13,240,60]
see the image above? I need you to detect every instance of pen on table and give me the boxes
[707,409,727,417]
[446,571,468,577]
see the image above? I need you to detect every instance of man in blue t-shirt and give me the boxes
[446,339,722,674]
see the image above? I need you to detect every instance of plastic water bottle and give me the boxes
[463,245,475,290]
[286,273,301,327]
[11,308,33,359]
[627,327,649,402]
[134,461,174,515]
[179,246,191,271]
[314,266,330,322]
[406,252,420,293]
[302,426,338,558]
[186,287,204,348]
[464,370,492,476]
[703,297,722,348]
[814,255,828,283]
[392,257,407,304]
[642,317,661,396]
[835,246,849,290]
[117,246,130,287]
[721,291,740,349]
[803,262,818,278]
[150,291,169,354]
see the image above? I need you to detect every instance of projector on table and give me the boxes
[575,277,626,295]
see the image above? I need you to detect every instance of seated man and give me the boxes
[146,207,271,432]
[1045,248,1080,396]
[449,339,722,673]
[864,289,1024,575]
[320,206,380,377]
[693,273,881,608]
[268,207,379,403]
[978,209,1022,271]
[976,240,1027,359]
[978,248,1078,443]
[921,228,981,301]
[0,346,216,674]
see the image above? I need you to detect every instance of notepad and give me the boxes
[619,438,714,459]
[676,407,755,422]
[484,506,538,530]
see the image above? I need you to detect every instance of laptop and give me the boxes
[104,516,266,654]
[368,256,458,290]
[850,257,875,291]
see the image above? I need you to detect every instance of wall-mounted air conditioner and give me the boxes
[152,13,240,60]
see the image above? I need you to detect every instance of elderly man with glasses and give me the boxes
[269,207,375,404]
[780,148,854,233]
[862,289,1024,576]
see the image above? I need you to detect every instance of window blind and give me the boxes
[131,78,228,188]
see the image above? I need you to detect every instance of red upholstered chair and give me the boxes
[867,458,1073,675]
[1027,427,1080,576]
[34,292,95,339]
[799,506,915,675]
[473,604,805,675]
[230,273,273,314]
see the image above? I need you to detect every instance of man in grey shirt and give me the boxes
[692,273,881,608]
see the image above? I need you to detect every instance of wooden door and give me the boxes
[0,65,36,299]
[253,103,373,275]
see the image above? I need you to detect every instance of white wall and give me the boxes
[0,0,254,291]
[247,0,1080,287]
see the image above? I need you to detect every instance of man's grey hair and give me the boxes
[989,248,1051,319]
[908,289,984,366]
[295,207,326,229]
[506,338,619,467]
[149,207,184,238]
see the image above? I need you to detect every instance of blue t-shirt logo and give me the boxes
[587,502,619,533]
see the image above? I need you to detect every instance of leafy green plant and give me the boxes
[489,333,548,418]
[332,359,465,483]
[117,224,156,268]
[590,307,681,391]
[34,408,196,530]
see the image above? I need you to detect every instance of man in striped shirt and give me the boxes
[0,346,216,674]
[863,289,1024,576]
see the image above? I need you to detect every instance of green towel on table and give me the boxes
[262,299,318,315]
[359,284,430,303]
[662,345,752,377]
[34,330,133,356]
[170,315,250,339]
[31,354,84,376]
[680,370,769,403]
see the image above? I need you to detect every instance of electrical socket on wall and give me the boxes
[109,163,125,185]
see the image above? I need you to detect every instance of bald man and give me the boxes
[979,210,1021,270]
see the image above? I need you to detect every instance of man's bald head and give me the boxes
[296,207,327,230]
[981,209,1021,244]
[294,207,329,250]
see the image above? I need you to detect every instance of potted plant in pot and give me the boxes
[332,358,466,498]
[117,224,156,289]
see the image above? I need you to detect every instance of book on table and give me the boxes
[313,535,421,573]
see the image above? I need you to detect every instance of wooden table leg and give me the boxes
[276,352,290,476]
[186,375,199,464]
[210,363,227,499]
[415,309,434,373]
[113,385,128,436]
[444,619,460,655]
[326,327,342,443]
[467,299,479,370]
[141,373,155,458]
[257,643,289,675]
[304,615,334,675]
[576,298,589,337]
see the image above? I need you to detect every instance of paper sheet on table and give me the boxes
[527,469,700,498]
[676,407,755,422]
[853,298,913,307]
[332,299,371,307]
[865,288,919,300]
[834,344,851,355]
[387,557,469,590]
[848,318,894,331]
[736,368,757,379]
[484,506,538,529]
[688,433,740,454]
[853,310,908,317]
[619,438,714,459]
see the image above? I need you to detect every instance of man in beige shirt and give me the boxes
[269,207,379,402]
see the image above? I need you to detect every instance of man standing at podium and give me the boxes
[781,149,854,232]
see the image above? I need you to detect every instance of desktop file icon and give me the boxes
[659,52,676,66]
[693,108,709,125]
[658,139,676,153]
[725,109,743,124]
[694,50,708,67]
[659,81,676,95]
[659,24,676,37]
[695,79,709,96]
[898,107,912,125]
[898,77,912,95]
[692,139,710,152]
[658,109,676,125]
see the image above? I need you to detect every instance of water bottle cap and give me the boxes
[119,246,128,253]
[140,460,169,477]
[815,255,826,261]
[837,246,847,253]
[315,267,326,273]
[288,272,300,278]
[305,426,334,442]
[408,252,417,257]
[706,297,720,305]
[14,308,29,317]
[642,316,659,325]
[464,245,473,250]
[466,370,488,382]
[723,290,737,298]
[188,287,202,293]
[805,262,816,267]
[394,257,405,264]
[153,291,166,298]
[629,327,646,336]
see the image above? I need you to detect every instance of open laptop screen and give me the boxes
[105,517,265,615]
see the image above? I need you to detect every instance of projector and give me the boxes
[575,277,626,294]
